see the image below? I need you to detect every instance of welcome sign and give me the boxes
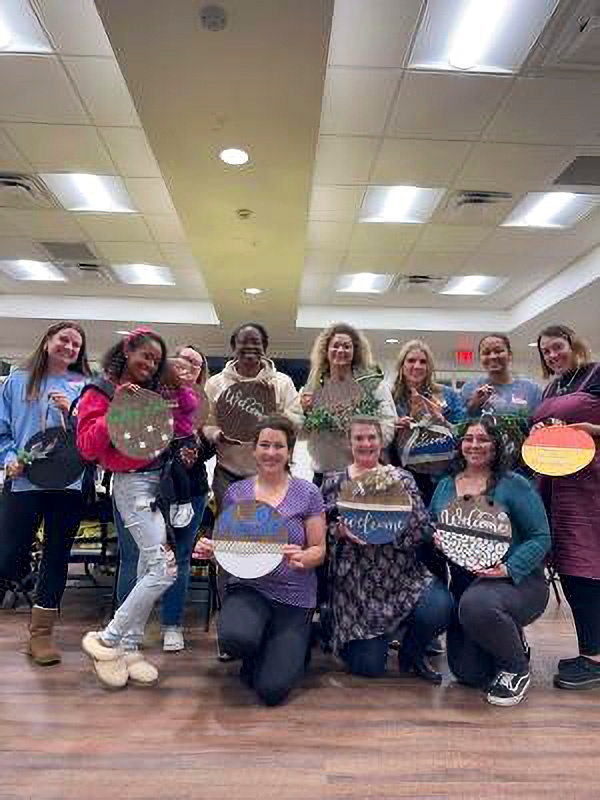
[216,382,276,443]
[436,496,512,573]
[107,388,174,459]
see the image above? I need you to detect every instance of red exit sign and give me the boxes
[456,350,474,367]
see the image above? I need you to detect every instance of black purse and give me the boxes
[24,401,86,490]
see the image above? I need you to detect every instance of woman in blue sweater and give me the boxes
[0,321,91,666]
[430,417,550,707]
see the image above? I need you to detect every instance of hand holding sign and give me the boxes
[436,496,512,573]
[522,424,595,476]
[107,386,174,460]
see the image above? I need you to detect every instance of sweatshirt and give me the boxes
[204,358,303,478]
[76,383,157,474]
[0,368,86,492]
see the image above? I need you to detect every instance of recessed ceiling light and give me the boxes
[502,192,600,229]
[440,275,507,295]
[115,330,131,336]
[528,342,538,347]
[220,148,250,166]
[0,259,66,282]
[408,0,559,74]
[359,186,444,224]
[112,264,175,286]
[244,287,263,295]
[385,338,400,344]
[41,174,136,213]
[0,0,52,53]
[335,273,395,294]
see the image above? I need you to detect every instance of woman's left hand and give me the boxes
[283,544,310,570]
[476,564,508,579]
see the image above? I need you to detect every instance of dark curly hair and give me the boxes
[229,322,269,352]
[451,416,509,496]
[101,329,167,390]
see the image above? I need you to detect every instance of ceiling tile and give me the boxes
[343,251,408,272]
[386,73,512,141]
[306,221,353,250]
[348,223,421,251]
[96,241,164,263]
[454,142,571,191]
[0,212,19,236]
[3,123,114,172]
[313,136,379,184]
[303,251,346,274]
[144,215,187,244]
[371,139,472,184]
[0,129,31,171]
[413,224,492,253]
[36,0,114,57]
[159,244,198,270]
[1,209,85,240]
[484,77,600,146]
[480,228,588,258]
[0,236,49,259]
[124,178,176,215]
[401,251,468,275]
[0,55,87,124]
[320,67,400,136]
[75,213,152,242]
[63,57,140,127]
[309,186,365,222]
[460,251,568,277]
[100,127,161,178]
[328,0,424,67]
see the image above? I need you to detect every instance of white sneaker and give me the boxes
[170,503,194,528]
[163,627,185,652]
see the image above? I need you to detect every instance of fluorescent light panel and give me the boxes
[441,275,507,295]
[112,264,176,286]
[359,186,444,223]
[0,259,66,282]
[408,0,560,74]
[0,0,52,53]
[502,192,600,228]
[335,273,394,294]
[41,174,136,213]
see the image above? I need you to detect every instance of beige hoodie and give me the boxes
[204,358,303,478]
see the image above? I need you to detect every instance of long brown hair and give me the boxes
[537,324,592,378]
[22,321,91,401]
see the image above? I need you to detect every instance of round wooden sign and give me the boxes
[24,426,86,489]
[107,387,174,460]
[312,379,364,430]
[213,501,289,579]
[436,495,512,573]
[337,468,413,545]
[522,425,595,477]
[215,381,276,443]
[395,420,456,475]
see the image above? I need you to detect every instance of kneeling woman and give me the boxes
[323,418,453,682]
[196,415,325,706]
[430,418,550,707]
[77,328,176,689]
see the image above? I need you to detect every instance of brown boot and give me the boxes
[28,606,62,666]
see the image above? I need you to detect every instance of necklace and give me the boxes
[556,366,582,396]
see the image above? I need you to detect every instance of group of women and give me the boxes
[0,319,598,708]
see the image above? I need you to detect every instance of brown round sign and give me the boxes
[107,387,174,460]
[215,381,277,443]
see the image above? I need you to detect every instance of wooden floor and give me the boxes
[1,585,599,800]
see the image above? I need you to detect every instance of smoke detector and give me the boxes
[200,5,227,32]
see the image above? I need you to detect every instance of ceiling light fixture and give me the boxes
[385,338,400,344]
[41,173,136,213]
[0,259,66,282]
[528,342,538,347]
[220,148,250,166]
[448,0,511,70]
[502,192,600,228]
[244,287,263,295]
[335,273,395,294]
[440,275,507,295]
[112,263,176,286]
[359,185,444,223]
[0,0,52,53]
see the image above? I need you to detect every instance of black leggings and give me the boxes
[218,586,313,706]
[560,574,600,657]
[0,490,83,609]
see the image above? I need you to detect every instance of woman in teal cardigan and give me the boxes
[430,417,550,707]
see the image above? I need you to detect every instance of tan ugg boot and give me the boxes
[28,606,61,666]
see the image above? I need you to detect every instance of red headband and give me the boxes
[124,326,155,346]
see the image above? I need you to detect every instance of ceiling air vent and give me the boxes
[554,156,600,186]
[452,190,513,208]
[0,174,58,210]
[396,275,448,294]
[59,262,114,284]
[41,241,97,262]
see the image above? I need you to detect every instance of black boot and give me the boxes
[398,650,443,685]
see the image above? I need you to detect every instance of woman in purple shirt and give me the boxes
[196,415,326,705]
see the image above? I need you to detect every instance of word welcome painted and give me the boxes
[440,502,511,538]
[220,386,269,419]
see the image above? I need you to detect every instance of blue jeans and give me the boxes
[341,579,454,677]
[115,493,207,628]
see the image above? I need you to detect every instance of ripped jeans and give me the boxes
[102,472,177,650]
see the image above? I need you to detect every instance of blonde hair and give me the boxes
[305,323,374,391]
[391,339,442,407]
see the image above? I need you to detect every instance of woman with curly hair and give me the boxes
[430,417,550,706]
[301,323,396,481]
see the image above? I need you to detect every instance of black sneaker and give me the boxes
[557,655,584,671]
[520,630,531,663]
[486,670,531,707]
[554,657,600,690]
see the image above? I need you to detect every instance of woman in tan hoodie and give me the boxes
[204,322,303,511]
